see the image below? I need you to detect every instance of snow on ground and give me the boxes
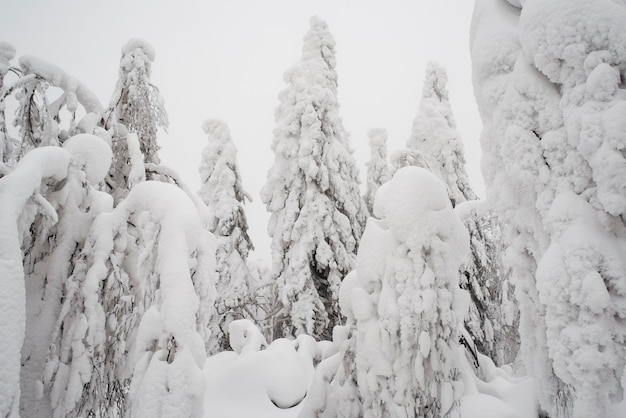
[203,320,316,417]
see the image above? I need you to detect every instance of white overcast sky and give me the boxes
[4,0,482,262]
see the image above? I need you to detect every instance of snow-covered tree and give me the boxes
[261,16,367,340]
[456,203,519,366]
[29,135,113,418]
[198,119,254,352]
[105,39,168,191]
[0,146,71,418]
[363,128,390,215]
[399,62,519,367]
[306,167,470,417]
[0,53,104,167]
[0,42,17,167]
[407,62,476,206]
[49,180,216,418]
[472,0,626,415]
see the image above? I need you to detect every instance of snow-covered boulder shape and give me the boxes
[381,167,469,280]
[229,319,267,354]
[62,134,112,184]
[203,323,323,417]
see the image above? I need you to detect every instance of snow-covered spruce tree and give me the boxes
[363,128,390,215]
[402,62,519,366]
[407,62,476,206]
[105,39,168,191]
[261,16,367,340]
[198,119,254,352]
[303,167,470,417]
[473,0,626,416]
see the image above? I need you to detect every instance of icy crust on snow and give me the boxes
[18,55,103,114]
[0,147,70,417]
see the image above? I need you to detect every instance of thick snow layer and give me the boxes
[62,134,112,184]
[203,321,318,417]
[114,181,212,416]
[122,38,156,63]
[18,55,103,114]
[519,0,626,87]
[0,147,70,417]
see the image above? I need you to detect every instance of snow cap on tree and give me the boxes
[107,38,168,167]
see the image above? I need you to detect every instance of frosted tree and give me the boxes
[0,146,71,418]
[407,62,476,206]
[304,167,470,417]
[46,180,216,418]
[0,134,112,417]
[261,16,367,340]
[198,119,254,352]
[0,52,104,168]
[363,128,390,215]
[472,0,626,415]
[400,62,519,366]
[29,135,113,418]
[105,39,168,191]
[456,204,519,366]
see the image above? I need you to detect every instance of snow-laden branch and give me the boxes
[19,55,104,114]
[0,146,70,417]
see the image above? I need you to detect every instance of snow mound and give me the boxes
[203,324,319,417]
[384,166,451,242]
[62,134,112,184]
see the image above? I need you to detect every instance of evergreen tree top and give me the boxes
[422,61,449,103]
